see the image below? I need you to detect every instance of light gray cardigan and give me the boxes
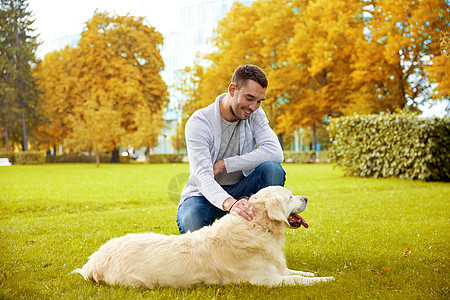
[179,94,284,210]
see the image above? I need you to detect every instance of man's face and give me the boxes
[230,79,266,121]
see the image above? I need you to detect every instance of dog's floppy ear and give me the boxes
[265,195,289,226]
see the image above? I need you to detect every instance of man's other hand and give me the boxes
[213,160,226,176]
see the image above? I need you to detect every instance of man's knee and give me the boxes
[257,161,286,186]
[177,205,204,234]
[177,197,226,234]
[259,161,285,174]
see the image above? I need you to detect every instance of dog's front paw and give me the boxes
[305,276,335,284]
[319,276,334,282]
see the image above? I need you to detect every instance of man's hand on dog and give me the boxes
[216,160,257,221]
[223,197,257,221]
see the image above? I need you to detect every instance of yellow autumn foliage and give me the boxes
[34,11,168,157]
[178,0,449,136]
[427,31,450,100]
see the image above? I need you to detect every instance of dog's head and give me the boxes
[251,186,308,229]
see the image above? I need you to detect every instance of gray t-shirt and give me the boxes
[215,117,244,185]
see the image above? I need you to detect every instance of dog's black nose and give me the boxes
[304,197,308,203]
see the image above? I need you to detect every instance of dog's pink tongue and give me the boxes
[288,214,309,228]
[299,216,308,228]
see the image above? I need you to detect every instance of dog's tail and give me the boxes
[71,252,103,282]
[71,262,97,281]
[71,268,88,280]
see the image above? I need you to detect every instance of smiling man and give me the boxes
[177,65,285,234]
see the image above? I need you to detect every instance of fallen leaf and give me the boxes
[370,269,383,277]
[382,284,400,290]
[401,247,410,257]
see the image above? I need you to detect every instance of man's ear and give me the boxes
[266,195,289,226]
[228,83,236,97]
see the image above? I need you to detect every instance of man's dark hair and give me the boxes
[231,64,268,89]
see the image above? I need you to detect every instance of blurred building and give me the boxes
[49,34,81,52]
[37,34,81,58]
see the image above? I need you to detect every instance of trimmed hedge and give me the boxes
[147,154,185,163]
[283,151,330,163]
[2,151,330,165]
[45,153,184,164]
[14,151,46,165]
[327,114,449,181]
[45,153,131,163]
[0,151,47,165]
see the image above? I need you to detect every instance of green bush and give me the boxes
[146,154,185,163]
[45,153,185,164]
[327,114,449,181]
[283,150,330,163]
[14,151,46,165]
[45,153,131,163]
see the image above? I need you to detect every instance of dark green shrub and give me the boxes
[146,154,184,163]
[327,114,449,181]
[45,153,131,163]
[45,153,185,164]
[283,151,330,163]
[14,151,46,165]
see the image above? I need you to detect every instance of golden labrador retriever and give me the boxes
[74,186,334,287]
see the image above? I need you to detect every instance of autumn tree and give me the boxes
[0,0,39,151]
[179,0,302,130]
[35,11,168,166]
[351,0,450,114]
[178,0,363,134]
[33,47,77,151]
[0,5,16,151]
[178,0,449,143]
[426,31,450,103]
[279,0,364,134]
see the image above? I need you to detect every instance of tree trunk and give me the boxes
[20,108,27,151]
[96,150,100,167]
[16,10,28,151]
[111,148,120,163]
[3,123,10,151]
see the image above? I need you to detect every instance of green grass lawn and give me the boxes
[0,163,448,299]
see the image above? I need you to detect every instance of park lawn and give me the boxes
[0,163,448,299]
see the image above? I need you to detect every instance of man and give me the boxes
[177,64,285,234]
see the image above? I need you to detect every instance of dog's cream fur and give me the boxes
[74,186,334,288]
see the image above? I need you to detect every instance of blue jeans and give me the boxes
[176,161,286,234]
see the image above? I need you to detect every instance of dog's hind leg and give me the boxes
[280,275,334,286]
[285,269,315,277]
